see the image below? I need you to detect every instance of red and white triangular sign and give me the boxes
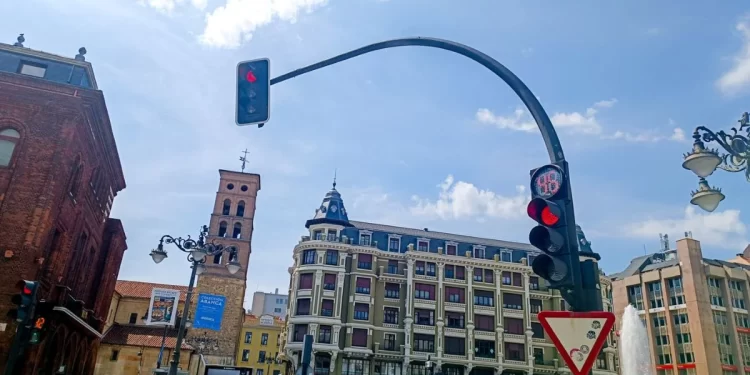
[538,311,615,375]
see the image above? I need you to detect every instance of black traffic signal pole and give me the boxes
[267,36,601,307]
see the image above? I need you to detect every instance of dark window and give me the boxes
[503,293,523,310]
[323,273,336,290]
[444,337,465,355]
[387,260,399,274]
[222,199,231,215]
[475,339,495,358]
[414,309,434,326]
[358,254,372,270]
[327,230,337,241]
[529,276,539,290]
[236,201,245,216]
[232,222,242,239]
[299,273,314,289]
[501,252,512,262]
[389,238,400,251]
[384,307,398,324]
[530,299,543,313]
[417,241,428,251]
[475,314,494,331]
[455,266,465,280]
[531,322,544,339]
[242,349,250,362]
[352,328,368,347]
[261,333,268,345]
[302,250,316,265]
[504,317,524,335]
[326,250,338,265]
[360,234,371,246]
[354,303,369,320]
[218,221,228,237]
[110,349,119,361]
[504,342,525,361]
[414,283,435,300]
[502,271,512,285]
[446,244,457,255]
[446,312,465,328]
[245,332,252,343]
[484,269,494,283]
[313,230,323,240]
[445,287,465,303]
[474,290,494,307]
[320,299,334,317]
[68,160,83,199]
[426,262,436,277]
[296,299,311,315]
[385,283,400,299]
[318,325,332,344]
[444,265,455,279]
[355,277,371,294]
[512,273,523,287]
[473,268,483,282]
[415,261,425,275]
[413,334,434,352]
[382,334,397,351]
[258,351,267,363]
[293,324,308,342]
[129,313,138,324]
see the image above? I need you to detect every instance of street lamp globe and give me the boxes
[191,248,208,262]
[227,259,241,275]
[196,264,207,275]
[682,142,722,178]
[690,178,725,212]
[150,246,168,264]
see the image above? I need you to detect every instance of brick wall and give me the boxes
[0,70,127,369]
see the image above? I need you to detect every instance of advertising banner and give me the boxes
[146,288,181,326]
[193,293,226,331]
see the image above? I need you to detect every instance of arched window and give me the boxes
[213,253,222,264]
[233,223,242,239]
[236,201,245,217]
[0,128,20,167]
[222,199,231,215]
[218,221,228,237]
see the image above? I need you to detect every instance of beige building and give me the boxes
[237,314,286,374]
[280,184,618,375]
[94,280,194,374]
[612,236,750,375]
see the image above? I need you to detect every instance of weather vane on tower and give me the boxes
[240,149,249,173]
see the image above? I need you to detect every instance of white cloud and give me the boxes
[410,175,529,221]
[199,0,330,48]
[626,206,748,250]
[717,17,750,94]
[477,100,687,143]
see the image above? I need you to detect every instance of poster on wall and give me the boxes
[146,288,181,326]
[193,293,226,331]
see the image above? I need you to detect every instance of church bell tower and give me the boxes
[188,168,260,363]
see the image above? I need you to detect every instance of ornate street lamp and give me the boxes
[682,112,749,211]
[149,225,242,375]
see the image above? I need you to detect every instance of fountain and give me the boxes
[619,304,655,375]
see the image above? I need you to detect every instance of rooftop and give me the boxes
[611,244,750,281]
[115,280,188,302]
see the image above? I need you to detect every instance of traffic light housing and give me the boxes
[8,280,39,325]
[236,58,271,127]
[528,163,581,299]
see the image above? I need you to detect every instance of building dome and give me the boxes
[305,181,352,228]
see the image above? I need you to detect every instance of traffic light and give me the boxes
[528,163,581,295]
[28,300,53,345]
[236,58,271,127]
[8,280,39,325]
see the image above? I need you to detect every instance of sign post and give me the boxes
[537,311,615,375]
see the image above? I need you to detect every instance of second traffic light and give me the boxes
[236,58,271,127]
[8,280,39,325]
[528,163,581,292]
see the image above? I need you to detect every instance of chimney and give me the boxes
[275,288,279,295]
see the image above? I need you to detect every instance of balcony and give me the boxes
[445,302,466,312]
[535,359,556,368]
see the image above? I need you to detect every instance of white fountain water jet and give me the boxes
[619,304,655,375]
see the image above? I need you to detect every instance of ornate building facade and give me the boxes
[281,183,618,375]
[0,36,127,374]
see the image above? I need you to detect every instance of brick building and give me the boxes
[0,35,128,374]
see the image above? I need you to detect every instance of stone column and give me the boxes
[289,271,299,315]
[523,272,534,367]
[335,272,345,319]
[466,265,474,362]
[330,352,338,374]
[333,325,341,345]
[406,258,415,318]
[437,263,445,321]
[494,269,504,364]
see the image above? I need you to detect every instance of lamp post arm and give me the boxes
[269,37,565,163]
[169,260,199,375]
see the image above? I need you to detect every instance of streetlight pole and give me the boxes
[149,225,243,375]
[682,112,750,212]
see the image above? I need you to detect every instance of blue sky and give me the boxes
[3,0,750,308]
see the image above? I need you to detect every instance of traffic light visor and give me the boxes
[527,198,562,226]
[531,254,568,282]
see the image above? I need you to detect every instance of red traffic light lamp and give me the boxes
[527,198,561,226]
[8,280,39,325]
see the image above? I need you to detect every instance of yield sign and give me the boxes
[538,311,615,375]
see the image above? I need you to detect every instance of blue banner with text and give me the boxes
[194,293,226,331]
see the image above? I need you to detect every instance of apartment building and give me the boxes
[612,236,750,375]
[280,183,618,375]
[237,314,285,375]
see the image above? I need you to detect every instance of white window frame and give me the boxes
[359,230,373,246]
[388,234,402,252]
[501,250,512,262]
[445,241,458,255]
[473,245,486,259]
[417,238,430,252]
